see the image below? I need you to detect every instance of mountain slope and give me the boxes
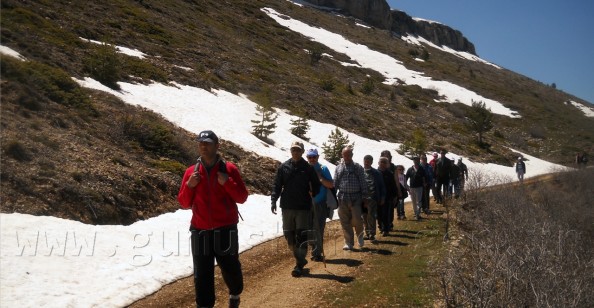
[1,0,592,224]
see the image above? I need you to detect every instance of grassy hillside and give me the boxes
[1,0,592,224]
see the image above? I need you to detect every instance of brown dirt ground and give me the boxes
[128,202,433,308]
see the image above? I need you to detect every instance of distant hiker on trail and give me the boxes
[429,152,439,202]
[419,154,434,214]
[406,157,428,220]
[515,156,526,183]
[434,149,452,203]
[177,130,248,308]
[395,164,409,220]
[449,160,460,199]
[305,148,334,263]
[362,155,385,241]
[334,146,368,250]
[378,157,397,236]
[456,158,469,198]
[380,150,397,230]
[271,141,321,277]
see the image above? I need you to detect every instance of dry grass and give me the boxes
[434,168,594,307]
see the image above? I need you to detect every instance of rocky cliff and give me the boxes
[390,9,476,54]
[304,0,476,54]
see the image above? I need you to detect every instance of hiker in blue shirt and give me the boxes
[305,148,334,262]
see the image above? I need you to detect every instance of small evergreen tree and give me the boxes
[361,77,375,95]
[399,128,427,157]
[251,105,277,140]
[290,116,310,140]
[466,100,494,145]
[420,48,430,61]
[309,45,323,65]
[322,127,354,164]
[251,88,278,141]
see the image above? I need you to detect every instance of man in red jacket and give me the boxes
[178,130,248,308]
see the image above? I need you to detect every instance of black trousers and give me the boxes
[191,225,243,307]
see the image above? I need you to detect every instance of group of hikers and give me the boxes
[176,130,470,307]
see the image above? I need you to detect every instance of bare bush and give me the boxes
[435,169,594,307]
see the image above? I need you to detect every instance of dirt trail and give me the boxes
[128,221,373,308]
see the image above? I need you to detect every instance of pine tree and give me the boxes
[399,128,427,156]
[322,127,354,164]
[466,100,494,145]
[250,88,278,141]
[251,105,278,140]
[290,116,310,140]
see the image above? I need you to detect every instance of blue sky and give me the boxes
[387,0,594,104]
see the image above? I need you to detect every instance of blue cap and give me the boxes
[306,148,319,157]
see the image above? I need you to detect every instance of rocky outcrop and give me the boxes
[390,9,475,54]
[304,0,393,29]
[303,0,476,55]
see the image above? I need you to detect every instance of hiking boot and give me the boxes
[291,266,303,277]
[229,296,240,308]
[342,244,353,250]
[358,237,365,248]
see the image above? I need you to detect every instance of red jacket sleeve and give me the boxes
[177,166,196,209]
[222,162,249,204]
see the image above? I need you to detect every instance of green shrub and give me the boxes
[117,112,194,162]
[1,57,93,110]
[320,78,335,92]
[493,130,505,139]
[408,49,420,57]
[406,99,419,109]
[152,159,187,175]
[122,57,167,83]
[3,140,32,161]
[361,77,375,95]
[83,43,121,89]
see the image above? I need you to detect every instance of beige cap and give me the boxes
[290,141,304,150]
